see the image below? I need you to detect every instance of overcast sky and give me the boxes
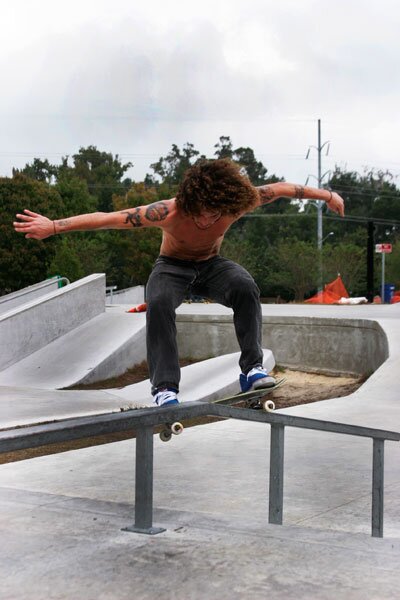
[1,0,399,187]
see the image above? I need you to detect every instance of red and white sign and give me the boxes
[375,243,392,253]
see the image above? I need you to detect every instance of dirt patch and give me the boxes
[268,369,364,409]
[69,359,363,406]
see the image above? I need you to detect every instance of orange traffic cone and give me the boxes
[126,303,147,313]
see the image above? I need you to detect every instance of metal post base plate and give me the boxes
[122,525,166,535]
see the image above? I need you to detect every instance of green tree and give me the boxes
[0,175,63,293]
[214,135,281,187]
[214,135,234,159]
[329,167,400,222]
[149,143,202,185]
[13,158,58,184]
[47,237,84,282]
[322,243,366,295]
[55,174,97,216]
[268,240,319,301]
[70,146,132,212]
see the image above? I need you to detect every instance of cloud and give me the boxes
[0,0,399,182]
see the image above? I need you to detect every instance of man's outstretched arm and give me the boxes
[13,201,172,240]
[256,182,344,216]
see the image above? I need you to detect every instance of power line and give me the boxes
[244,213,400,227]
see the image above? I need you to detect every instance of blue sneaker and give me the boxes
[240,366,276,393]
[153,388,179,407]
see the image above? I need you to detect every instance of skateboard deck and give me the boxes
[159,378,286,441]
[210,377,286,410]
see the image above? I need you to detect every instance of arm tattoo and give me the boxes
[145,201,169,221]
[122,209,142,228]
[259,186,275,205]
[294,185,305,199]
[123,202,169,228]
[55,219,71,230]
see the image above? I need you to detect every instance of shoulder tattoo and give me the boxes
[259,186,275,204]
[145,201,169,222]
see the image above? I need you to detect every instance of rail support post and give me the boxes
[122,426,166,535]
[269,424,285,525]
[372,438,385,538]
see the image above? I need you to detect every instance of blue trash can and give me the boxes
[384,284,395,303]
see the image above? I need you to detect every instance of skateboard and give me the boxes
[210,377,286,411]
[158,378,286,442]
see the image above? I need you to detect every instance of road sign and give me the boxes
[375,244,392,253]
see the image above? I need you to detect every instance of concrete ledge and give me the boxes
[0,274,106,371]
[106,285,145,305]
[176,314,389,376]
[0,277,62,315]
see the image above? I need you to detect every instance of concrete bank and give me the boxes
[0,309,147,390]
[176,313,388,376]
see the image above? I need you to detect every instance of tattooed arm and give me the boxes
[14,201,172,240]
[256,183,344,216]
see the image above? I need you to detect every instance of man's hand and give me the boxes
[14,209,54,240]
[326,192,345,217]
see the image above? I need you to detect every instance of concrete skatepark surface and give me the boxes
[0,282,400,598]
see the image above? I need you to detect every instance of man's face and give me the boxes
[192,209,222,230]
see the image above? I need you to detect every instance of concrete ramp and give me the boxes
[0,349,275,429]
[0,274,106,371]
[0,385,124,429]
[109,348,275,406]
[0,308,147,389]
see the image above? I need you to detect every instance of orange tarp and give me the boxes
[391,292,400,304]
[305,276,349,304]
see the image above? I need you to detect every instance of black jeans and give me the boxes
[146,255,263,394]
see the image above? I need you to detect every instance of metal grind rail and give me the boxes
[0,402,399,538]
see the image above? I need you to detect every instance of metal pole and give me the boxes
[122,426,166,535]
[269,424,285,525]
[372,438,384,537]
[366,221,375,302]
[317,119,323,294]
[381,252,385,303]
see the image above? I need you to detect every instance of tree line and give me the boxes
[1,137,400,300]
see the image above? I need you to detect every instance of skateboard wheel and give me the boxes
[171,422,183,435]
[159,430,172,442]
[263,400,275,412]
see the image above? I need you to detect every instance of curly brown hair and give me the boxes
[175,158,259,217]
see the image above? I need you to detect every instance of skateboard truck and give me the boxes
[159,421,184,442]
[247,397,276,412]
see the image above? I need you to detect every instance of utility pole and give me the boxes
[366,221,375,303]
[306,119,330,293]
[317,119,323,254]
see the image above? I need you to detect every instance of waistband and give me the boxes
[157,254,221,267]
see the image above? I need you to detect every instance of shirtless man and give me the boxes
[14,158,344,407]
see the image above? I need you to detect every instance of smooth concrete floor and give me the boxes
[1,301,400,599]
[1,416,399,599]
